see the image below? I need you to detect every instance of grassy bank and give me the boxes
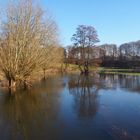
[99,68,140,76]
[63,64,100,73]
[62,63,140,76]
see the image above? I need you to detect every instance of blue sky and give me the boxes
[1,0,140,46]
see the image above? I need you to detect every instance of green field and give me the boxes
[99,67,140,76]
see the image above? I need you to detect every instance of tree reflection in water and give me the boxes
[99,74,140,92]
[0,74,140,140]
[0,77,65,140]
[68,74,102,118]
[68,74,140,119]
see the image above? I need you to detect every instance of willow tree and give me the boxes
[71,25,99,74]
[0,0,59,87]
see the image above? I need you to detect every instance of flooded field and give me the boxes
[0,74,140,140]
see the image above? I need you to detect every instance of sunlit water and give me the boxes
[0,74,140,140]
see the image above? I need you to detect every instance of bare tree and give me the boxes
[71,25,99,74]
[42,45,64,79]
[0,0,60,87]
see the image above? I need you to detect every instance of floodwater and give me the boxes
[0,74,140,140]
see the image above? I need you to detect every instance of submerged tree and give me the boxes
[0,0,61,88]
[71,25,99,74]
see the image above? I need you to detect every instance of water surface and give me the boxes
[0,74,140,140]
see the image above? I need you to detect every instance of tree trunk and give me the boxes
[9,78,12,88]
[8,79,16,88]
[43,69,46,80]
[84,61,89,75]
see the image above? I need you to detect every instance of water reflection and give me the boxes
[68,74,103,118]
[0,77,65,140]
[0,74,140,140]
[100,74,140,92]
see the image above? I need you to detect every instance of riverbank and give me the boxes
[1,66,140,89]
[98,68,140,76]
[63,64,140,76]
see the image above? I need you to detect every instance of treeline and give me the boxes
[0,0,64,88]
[66,40,140,68]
